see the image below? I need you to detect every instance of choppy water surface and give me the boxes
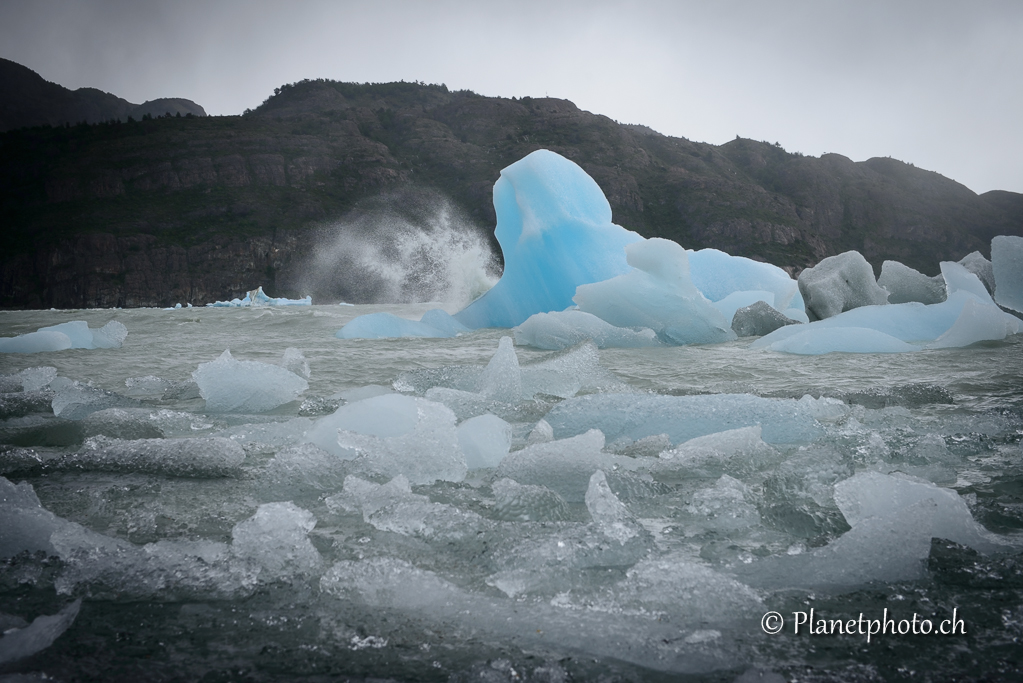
[2,305,1022,682]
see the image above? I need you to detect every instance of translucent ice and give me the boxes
[513,309,660,350]
[958,250,995,294]
[63,435,246,477]
[992,234,1023,313]
[230,501,322,578]
[544,393,825,446]
[0,599,81,665]
[0,330,72,354]
[495,429,637,502]
[833,471,1004,552]
[490,478,569,522]
[308,394,466,484]
[457,413,512,469]
[51,380,140,419]
[878,260,946,304]
[453,150,642,329]
[798,251,889,321]
[688,248,801,312]
[193,349,308,412]
[574,238,736,345]
[37,320,128,349]
[585,470,642,543]
[476,336,522,402]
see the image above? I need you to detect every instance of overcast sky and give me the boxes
[3,0,1021,194]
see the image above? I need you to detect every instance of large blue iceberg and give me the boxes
[336,149,1021,354]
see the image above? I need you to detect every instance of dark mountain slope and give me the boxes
[1,77,1020,308]
[0,58,205,132]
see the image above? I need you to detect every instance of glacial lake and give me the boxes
[2,303,1022,682]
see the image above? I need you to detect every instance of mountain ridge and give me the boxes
[1,70,1020,308]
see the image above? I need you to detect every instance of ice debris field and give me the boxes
[1,149,1023,681]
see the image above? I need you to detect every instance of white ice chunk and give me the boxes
[941,260,993,301]
[544,393,824,446]
[689,475,761,530]
[495,429,636,502]
[65,436,246,477]
[230,502,322,578]
[992,234,1023,313]
[0,330,72,354]
[281,347,310,379]
[476,336,521,402]
[15,367,57,392]
[308,394,466,484]
[798,250,889,321]
[657,426,780,478]
[453,150,643,329]
[513,309,660,350]
[526,418,554,444]
[585,470,640,543]
[878,260,946,304]
[574,238,736,345]
[958,250,995,294]
[457,414,512,469]
[0,599,81,665]
[306,393,421,456]
[834,471,1004,552]
[491,478,569,521]
[519,341,626,399]
[193,349,308,412]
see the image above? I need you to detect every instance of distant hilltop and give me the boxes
[0,58,206,131]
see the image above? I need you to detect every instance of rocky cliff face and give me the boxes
[1,77,1021,308]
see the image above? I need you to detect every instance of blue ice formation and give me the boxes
[207,286,311,308]
[1,321,128,354]
[574,238,736,345]
[688,248,806,321]
[339,150,642,338]
[192,349,308,412]
[752,262,1022,354]
[452,150,643,329]
[513,310,660,350]
[543,393,833,446]
[336,309,469,340]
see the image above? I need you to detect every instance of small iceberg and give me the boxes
[0,320,128,354]
[207,286,311,308]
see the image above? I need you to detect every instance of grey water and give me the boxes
[2,304,1022,682]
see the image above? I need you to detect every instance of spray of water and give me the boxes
[296,192,501,307]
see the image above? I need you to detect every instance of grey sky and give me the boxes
[2,0,1021,194]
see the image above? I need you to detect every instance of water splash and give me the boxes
[299,193,500,308]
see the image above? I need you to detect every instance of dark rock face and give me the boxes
[2,74,1021,308]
